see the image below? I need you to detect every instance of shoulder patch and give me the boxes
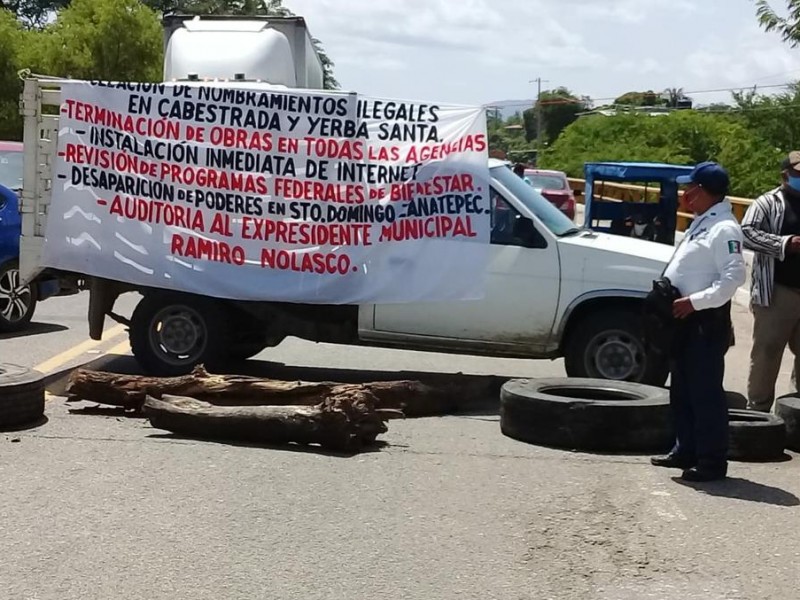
[728,240,742,254]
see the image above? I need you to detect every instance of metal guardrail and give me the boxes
[567,178,754,232]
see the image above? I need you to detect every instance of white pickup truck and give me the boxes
[18,15,674,384]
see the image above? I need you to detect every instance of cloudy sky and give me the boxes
[285,0,800,111]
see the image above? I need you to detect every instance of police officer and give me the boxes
[650,161,746,482]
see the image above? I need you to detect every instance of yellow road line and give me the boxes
[106,339,131,356]
[34,323,127,374]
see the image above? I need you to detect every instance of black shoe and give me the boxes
[680,466,727,482]
[651,454,694,469]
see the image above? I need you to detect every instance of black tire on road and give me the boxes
[0,260,37,333]
[0,363,45,429]
[564,309,669,387]
[728,409,786,462]
[129,292,231,377]
[500,377,672,453]
[775,395,800,452]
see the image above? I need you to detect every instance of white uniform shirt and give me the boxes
[663,200,746,311]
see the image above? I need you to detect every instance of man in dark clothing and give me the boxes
[742,152,800,412]
[650,162,746,482]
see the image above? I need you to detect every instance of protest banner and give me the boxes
[42,80,490,303]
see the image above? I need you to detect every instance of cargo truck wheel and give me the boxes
[564,309,668,387]
[129,293,231,376]
[0,260,37,333]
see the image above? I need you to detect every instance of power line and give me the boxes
[683,82,793,96]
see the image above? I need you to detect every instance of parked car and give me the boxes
[0,140,59,332]
[524,169,576,220]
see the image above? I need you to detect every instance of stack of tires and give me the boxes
[500,378,789,461]
[0,364,46,431]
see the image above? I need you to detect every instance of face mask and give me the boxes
[633,223,647,237]
[788,175,800,193]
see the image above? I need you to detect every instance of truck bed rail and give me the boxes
[19,76,65,283]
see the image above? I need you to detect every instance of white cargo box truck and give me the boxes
[161,14,324,88]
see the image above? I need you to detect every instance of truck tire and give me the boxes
[500,377,672,453]
[564,308,668,387]
[775,395,800,452]
[728,409,786,462]
[0,260,37,333]
[0,364,45,429]
[129,292,231,376]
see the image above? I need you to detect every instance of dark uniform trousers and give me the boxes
[668,302,732,470]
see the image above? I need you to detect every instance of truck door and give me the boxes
[368,186,561,353]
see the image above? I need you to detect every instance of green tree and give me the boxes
[614,90,662,107]
[754,0,800,45]
[696,103,735,112]
[521,87,589,145]
[35,0,163,81]
[732,82,800,151]
[0,0,68,28]
[662,87,688,108]
[4,0,339,89]
[0,8,25,139]
[539,110,783,197]
[485,110,535,158]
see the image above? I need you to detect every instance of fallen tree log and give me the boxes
[65,365,495,417]
[145,391,391,452]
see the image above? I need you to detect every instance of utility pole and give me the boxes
[530,77,548,164]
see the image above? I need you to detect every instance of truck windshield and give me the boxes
[491,165,577,236]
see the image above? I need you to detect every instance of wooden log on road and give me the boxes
[144,391,390,452]
[65,365,492,417]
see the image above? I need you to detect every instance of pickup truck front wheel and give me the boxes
[129,293,230,376]
[564,309,668,387]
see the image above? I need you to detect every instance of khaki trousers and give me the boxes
[747,284,800,411]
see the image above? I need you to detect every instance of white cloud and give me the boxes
[681,23,800,104]
[294,0,503,52]
[560,0,698,24]
[283,0,800,107]
[614,58,662,76]
[290,0,603,71]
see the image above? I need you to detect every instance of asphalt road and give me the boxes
[2,293,800,599]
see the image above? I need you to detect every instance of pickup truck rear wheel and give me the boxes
[564,309,668,387]
[0,260,37,332]
[129,293,231,376]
